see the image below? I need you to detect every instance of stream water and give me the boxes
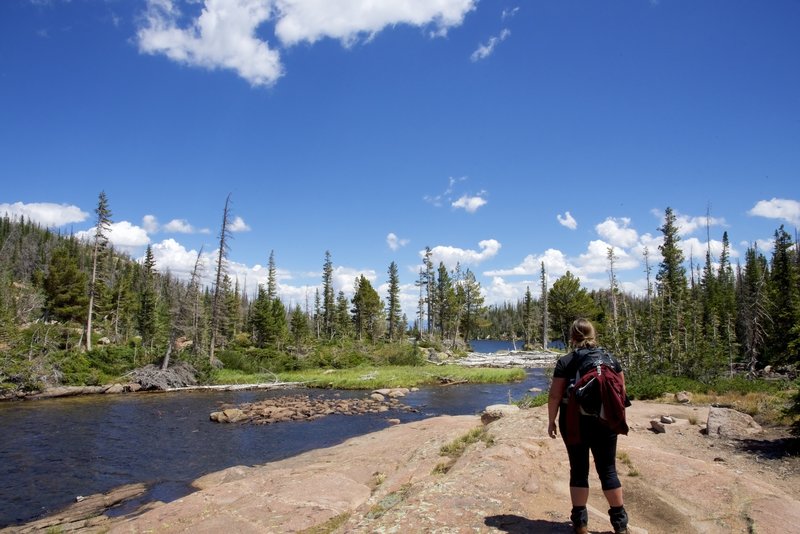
[0,342,548,527]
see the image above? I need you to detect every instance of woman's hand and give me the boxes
[548,420,558,439]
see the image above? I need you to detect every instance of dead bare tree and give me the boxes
[209,194,233,364]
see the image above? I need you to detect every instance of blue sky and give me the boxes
[1,0,798,320]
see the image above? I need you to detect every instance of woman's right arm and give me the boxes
[548,377,567,438]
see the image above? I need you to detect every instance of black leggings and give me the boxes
[560,413,621,490]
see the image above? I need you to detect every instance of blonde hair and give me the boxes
[569,318,597,349]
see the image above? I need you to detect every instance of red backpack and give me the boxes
[570,348,629,436]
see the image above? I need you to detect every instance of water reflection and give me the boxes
[0,369,548,527]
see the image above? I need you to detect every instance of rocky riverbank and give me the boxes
[8,399,798,533]
[209,389,417,424]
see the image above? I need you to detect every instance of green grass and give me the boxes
[439,426,494,458]
[270,365,525,390]
[514,390,549,408]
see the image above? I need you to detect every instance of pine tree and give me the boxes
[766,226,800,364]
[86,191,112,351]
[656,207,688,371]
[322,251,335,339]
[423,247,434,337]
[334,290,354,339]
[737,245,770,373]
[386,261,403,341]
[459,268,484,344]
[540,262,549,350]
[43,240,88,324]
[522,286,535,348]
[548,271,596,345]
[290,304,310,344]
[138,245,157,350]
[352,275,382,342]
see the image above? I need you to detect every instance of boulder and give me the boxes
[97,337,111,345]
[481,404,520,425]
[370,393,386,402]
[650,420,666,433]
[675,391,692,404]
[660,415,675,424]
[706,407,762,439]
[104,384,125,394]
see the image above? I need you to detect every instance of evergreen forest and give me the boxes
[1,196,799,417]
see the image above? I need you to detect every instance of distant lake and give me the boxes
[469,339,523,352]
[469,339,566,352]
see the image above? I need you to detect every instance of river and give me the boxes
[0,342,548,527]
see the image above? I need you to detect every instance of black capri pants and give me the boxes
[559,411,621,490]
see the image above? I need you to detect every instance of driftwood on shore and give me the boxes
[3,483,147,533]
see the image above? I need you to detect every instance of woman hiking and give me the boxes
[547,318,630,534]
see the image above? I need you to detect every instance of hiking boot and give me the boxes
[570,506,588,534]
[609,505,629,534]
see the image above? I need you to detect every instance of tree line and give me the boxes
[477,207,800,381]
[1,195,798,391]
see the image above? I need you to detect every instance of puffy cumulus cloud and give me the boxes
[470,28,510,62]
[650,208,725,236]
[557,211,577,230]
[386,232,409,251]
[148,238,211,278]
[229,216,251,232]
[425,239,501,269]
[452,193,487,213]
[137,0,283,87]
[77,221,151,254]
[483,276,524,305]
[484,248,569,277]
[595,217,638,248]
[577,240,639,275]
[274,0,477,46]
[137,0,476,86]
[748,198,800,227]
[142,214,160,233]
[680,238,734,264]
[0,201,88,227]
[630,232,663,263]
[163,218,210,234]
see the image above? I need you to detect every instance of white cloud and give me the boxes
[748,198,800,227]
[483,276,523,305]
[425,239,501,270]
[502,7,520,19]
[163,218,199,233]
[485,248,569,277]
[452,193,487,213]
[137,0,476,86]
[595,217,638,248]
[148,238,210,278]
[577,240,639,275]
[557,211,577,230]
[77,221,151,253]
[142,214,160,233]
[0,201,88,227]
[386,232,409,251]
[274,0,477,46]
[630,232,663,264]
[137,0,283,87]
[470,28,510,62]
[229,216,251,232]
[651,208,725,236]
